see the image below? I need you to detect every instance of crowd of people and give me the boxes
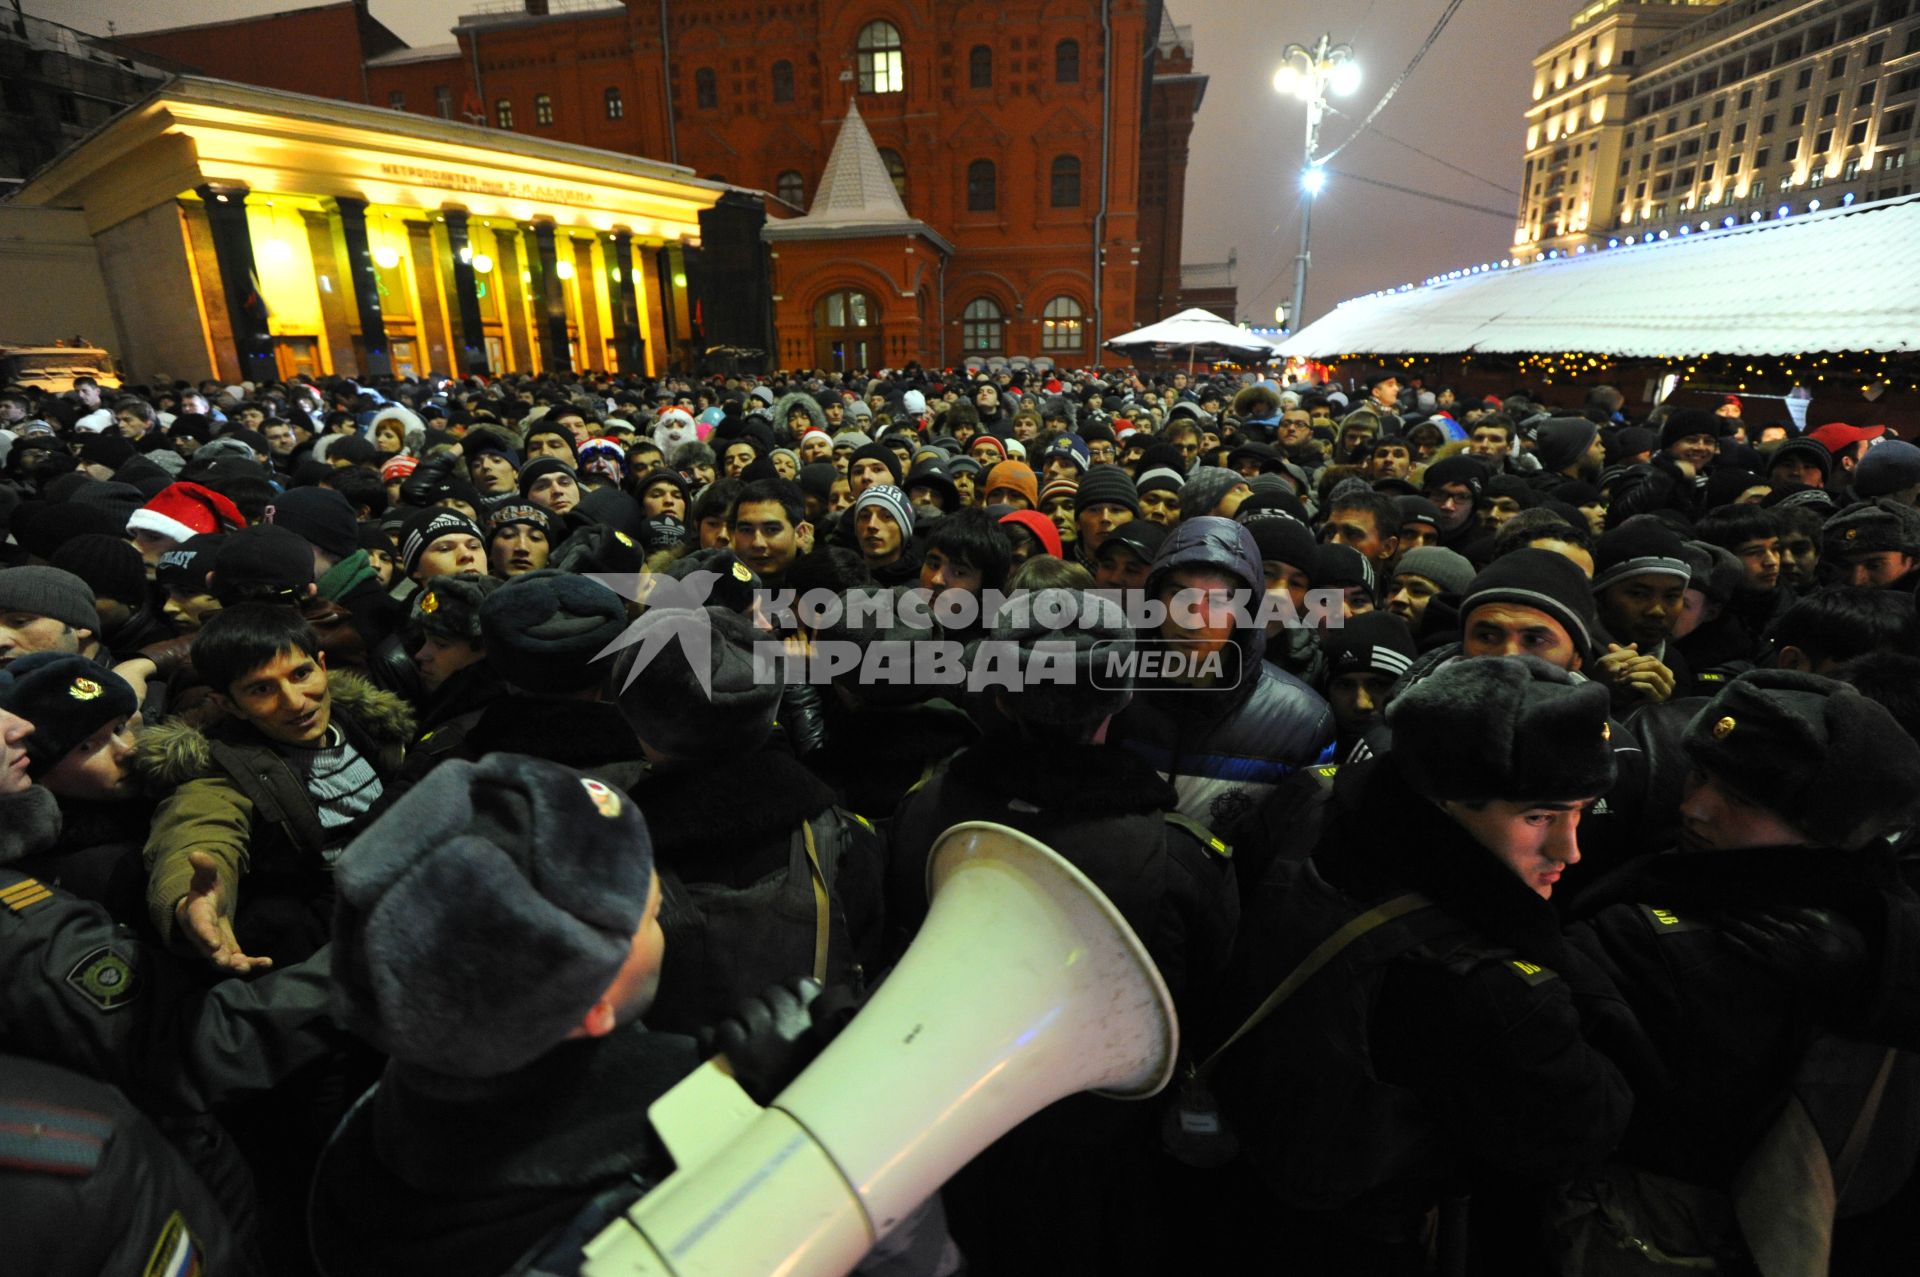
[0,360,1917,1275]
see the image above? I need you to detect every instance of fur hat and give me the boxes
[330,753,656,1078]
[0,653,136,775]
[611,606,780,760]
[1683,670,1920,848]
[1386,656,1616,804]
[1852,439,1920,498]
[479,569,628,694]
[1823,497,1920,558]
[407,573,502,646]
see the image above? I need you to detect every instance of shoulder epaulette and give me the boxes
[1640,904,1707,934]
[0,875,53,915]
[1166,813,1232,859]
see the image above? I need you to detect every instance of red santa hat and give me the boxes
[126,481,247,544]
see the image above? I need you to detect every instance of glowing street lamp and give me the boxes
[1274,34,1359,334]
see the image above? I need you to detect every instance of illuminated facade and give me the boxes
[8,78,722,382]
[112,1,1217,365]
[1518,0,1920,256]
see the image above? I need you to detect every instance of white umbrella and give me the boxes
[1105,308,1282,372]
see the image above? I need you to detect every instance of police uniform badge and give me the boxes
[580,777,622,819]
[732,560,753,582]
[615,531,635,547]
[1712,715,1736,740]
[67,946,139,1012]
[420,592,440,614]
[142,1211,202,1277]
[70,677,103,701]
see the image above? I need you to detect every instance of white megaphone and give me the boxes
[581,821,1178,1277]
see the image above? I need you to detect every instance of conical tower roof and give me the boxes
[764,99,952,251]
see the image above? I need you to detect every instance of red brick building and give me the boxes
[114,0,1213,368]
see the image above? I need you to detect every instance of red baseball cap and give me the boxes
[1808,423,1887,452]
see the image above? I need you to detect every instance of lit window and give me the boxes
[435,86,453,119]
[962,298,1004,353]
[535,94,553,126]
[858,21,904,95]
[605,87,624,119]
[818,290,872,329]
[495,99,514,128]
[1041,296,1083,351]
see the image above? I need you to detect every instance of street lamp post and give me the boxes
[1274,35,1360,335]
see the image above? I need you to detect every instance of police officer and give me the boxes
[1211,657,1633,1272]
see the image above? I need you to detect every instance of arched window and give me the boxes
[695,68,718,110]
[857,21,904,94]
[494,98,514,128]
[776,170,805,206]
[969,44,993,89]
[966,159,996,212]
[772,59,795,103]
[1055,39,1080,84]
[1050,154,1082,208]
[879,148,909,204]
[1041,296,1084,351]
[534,93,553,126]
[604,87,624,119]
[817,290,873,329]
[962,298,1004,353]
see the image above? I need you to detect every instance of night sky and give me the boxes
[41,0,1577,328]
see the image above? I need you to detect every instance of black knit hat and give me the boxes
[1766,436,1833,484]
[49,534,146,606]
[399,506,485,576]
[478,569,628,694]
[1324,610,1418,680]
[265,486,359,562]
[516,457,575,499]
[1093,518,1169,565]
[0,652,137,776]
[407,572,503,646]
[210,525,315,605]
[611,606,780,760]
[13,501,128,561]
[1679,539,1744,606]
[330,753,656,1078]
[1683,669,1920,848]
[1591,519,1693,594]
[972,588,1135,731]
[1460,549,1602,663]
[1074,465,1140,515]
[1422,454,1490,496]
[1243,512,1317,570]
[1386,655,1616,804]
[849,441,905,486]
[1311,542,1374,594]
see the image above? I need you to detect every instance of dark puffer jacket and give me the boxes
[1110,517,1334,845]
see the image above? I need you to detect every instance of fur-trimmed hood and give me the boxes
[771,392,826,434]
[138,671,416,788]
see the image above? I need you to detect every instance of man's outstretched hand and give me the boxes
[175,851,273,974]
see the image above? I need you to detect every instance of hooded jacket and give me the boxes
[1110,517,1335,844]
[771,392,827,435]
[139,672,414,964]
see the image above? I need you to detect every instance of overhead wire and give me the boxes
[1318,0,1471,165]
[1326,169,1517,221]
